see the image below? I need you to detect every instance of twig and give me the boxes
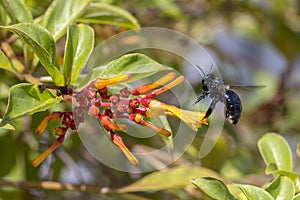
[0,179,112,194]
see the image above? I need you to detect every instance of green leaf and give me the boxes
[270,170,299,181]
[0,0,33,23]
[0,83,63,126]
[117,166,222,193]
[0,50,15,74]
[63,24,94,85]
[266,176,295,200]
[78,2,140,29]
[236,184,274,200]
[0,119,15,130]
[42,0,91,41]
[0,133,16,177]
[294,193,300,200]
[191,178,236,200]
[0,3,7,26]
[78,53,172,88]
[0,23,64,85]
[258,132,292,173]
[270,170,300,193]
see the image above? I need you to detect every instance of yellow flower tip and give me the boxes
[164,107,208,131]
[111,133,139,167]
[94,74,131,90]
[145,108,165,118]
[153,76,185,96]
[31,136,64,167]
[147,100,167,111]
[155,72,177,85]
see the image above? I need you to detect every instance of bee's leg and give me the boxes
[203,98,218,119]
[194,94,205,104]
[195,91,209,104]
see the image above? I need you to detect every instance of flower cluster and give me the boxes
[33,72,208,167]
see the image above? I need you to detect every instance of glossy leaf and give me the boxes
[0,119,15,130]
[0,23,64,85]
[63,24,94,85]
[258,133,292,173]
[266,176,295,200]
[78,2,140,29]
[191,178,236,200]
[78,53,172,88]
[271,170,300,193]
[0,0,33,23]
[117,166,222,193]
[0,83,63,126]
[0,50,15,74]
[42,0,91,41]
[236,184,274,200]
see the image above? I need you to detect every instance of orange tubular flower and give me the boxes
[111,132,139,166]
[132,72,176,95]
[99,115,128,132]
[166,110,208,130]
[144,100,208,131]
[31,135,65,167]
[35,112,63,135]
[94,74,131,90]
[129,114,171,137]
[149,76,185,97]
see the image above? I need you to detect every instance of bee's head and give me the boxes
[204,73,216,83]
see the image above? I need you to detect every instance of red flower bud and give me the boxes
[84,88,96,99]
[91,98,101,106]
[109,95,120,105]
[88,105,100,116]
[120,87,131,98]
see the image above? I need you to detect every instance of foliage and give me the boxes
[191,133,299,200]
[0,0,299,200]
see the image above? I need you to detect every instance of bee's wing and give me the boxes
[227,85,266,91]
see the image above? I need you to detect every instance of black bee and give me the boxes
[195,65,263,125]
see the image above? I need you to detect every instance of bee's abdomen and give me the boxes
[225,90,242,125]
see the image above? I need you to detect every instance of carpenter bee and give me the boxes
[194,65,264,125]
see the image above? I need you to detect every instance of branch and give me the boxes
[0,179,112,194]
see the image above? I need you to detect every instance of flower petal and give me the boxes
[100,115,128,132]
[132,72,176,95]
[111,132,139,166]
[94,74,131,90]
[31,135,65,167]
[35,112,62,135]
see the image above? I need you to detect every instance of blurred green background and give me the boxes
[1,0,300,199]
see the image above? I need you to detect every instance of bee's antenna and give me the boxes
[195,65,206,78]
